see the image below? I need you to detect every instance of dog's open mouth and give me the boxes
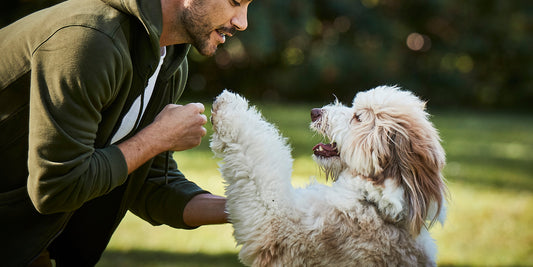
[312,142,339,157]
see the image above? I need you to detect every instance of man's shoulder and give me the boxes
[49,0,132,41]
[5,0,132,46]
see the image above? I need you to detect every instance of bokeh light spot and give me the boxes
[333,16,351,33]
[406,32,432,52]
[455,54,474,73]
[282,47,305,66]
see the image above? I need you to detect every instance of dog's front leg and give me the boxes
[210,90,297,264]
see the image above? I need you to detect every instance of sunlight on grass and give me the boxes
[106,213,237,254]
[432,182,533,265]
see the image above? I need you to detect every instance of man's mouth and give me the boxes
[312,142,339,157]
[215,27,236,43]
[216,30,227,42]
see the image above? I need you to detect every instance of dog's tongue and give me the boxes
[312,142,339,157]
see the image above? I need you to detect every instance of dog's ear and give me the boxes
[382,113,447,236]
[348,86,447,235]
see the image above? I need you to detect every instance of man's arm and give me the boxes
[27,26,131,214]
[183,193,229,226]
[117,103,207,174]
[128,151,228,228]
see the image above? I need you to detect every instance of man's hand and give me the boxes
[117,103,208,174]
[150,103,208,151]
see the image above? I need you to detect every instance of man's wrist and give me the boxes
[117,126,163,174]
[183,193,228,227]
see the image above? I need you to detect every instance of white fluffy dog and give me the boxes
[210,86,448,267]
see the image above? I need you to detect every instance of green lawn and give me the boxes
[99,103,533,267]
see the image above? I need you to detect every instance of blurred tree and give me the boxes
[2,0,532,109]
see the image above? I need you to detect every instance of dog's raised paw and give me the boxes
[211,89,249,130]
[212,89,249,116]
[210,90,253,152]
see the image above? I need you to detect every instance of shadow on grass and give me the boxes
[98,250,531,267]
[98,250,243,267]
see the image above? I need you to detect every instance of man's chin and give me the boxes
[194,43,219,57]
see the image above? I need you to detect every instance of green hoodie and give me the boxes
[0,0,208,265]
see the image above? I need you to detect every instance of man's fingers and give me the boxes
[187,102,205,113]
[199,114,208,125]
[152,103,209,151]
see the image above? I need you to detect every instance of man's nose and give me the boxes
[231,7,248,31]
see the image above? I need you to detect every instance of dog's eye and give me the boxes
[352,113,361,123]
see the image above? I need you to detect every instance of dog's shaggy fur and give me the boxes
[210,86,448,267]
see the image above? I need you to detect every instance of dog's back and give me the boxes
[245,183,433,267]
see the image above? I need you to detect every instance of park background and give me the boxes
[2,0,532,266]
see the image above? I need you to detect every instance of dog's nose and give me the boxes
[311,108,322,122]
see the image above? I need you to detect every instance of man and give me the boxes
[0,0,251,265]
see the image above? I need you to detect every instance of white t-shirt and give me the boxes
[111,47,167,144]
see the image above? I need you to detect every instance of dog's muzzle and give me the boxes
[311,108,322,122]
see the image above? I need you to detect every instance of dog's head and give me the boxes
[310,86,447,235]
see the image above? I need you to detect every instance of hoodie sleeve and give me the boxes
[129,152,209,229]
[27,26,130,214]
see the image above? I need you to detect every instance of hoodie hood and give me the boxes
[101,0,163,55]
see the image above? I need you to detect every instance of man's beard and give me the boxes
[181,5,217,56]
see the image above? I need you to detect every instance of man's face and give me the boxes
[180,0,251,56]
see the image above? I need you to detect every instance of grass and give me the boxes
[99,103,533,267]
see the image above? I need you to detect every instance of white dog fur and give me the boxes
[210,86,448,267]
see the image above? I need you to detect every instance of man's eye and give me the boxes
[232,0,241,6]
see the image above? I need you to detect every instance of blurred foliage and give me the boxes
[188,0,533,109]
[3,0,532,109]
